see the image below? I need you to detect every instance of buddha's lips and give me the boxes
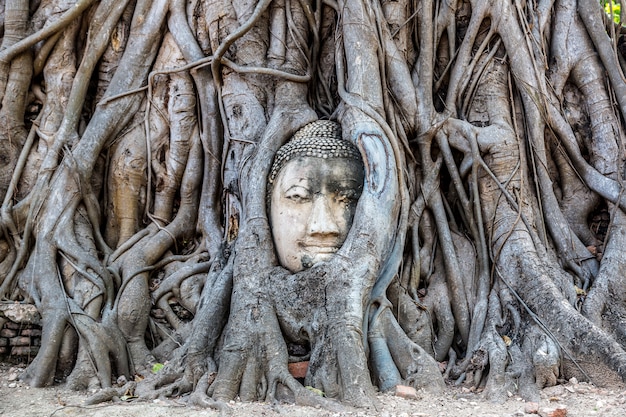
[306,246,338,253]
[299,243,340,254]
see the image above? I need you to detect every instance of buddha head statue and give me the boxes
[268,120,365,272]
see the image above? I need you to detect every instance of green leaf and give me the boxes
[152,363,164,373]
[604,0,621,24]
[305,386,325,397]
[119,395,137,401]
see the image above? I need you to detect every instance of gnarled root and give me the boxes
[369,306,444,394]
[210,294,349,411]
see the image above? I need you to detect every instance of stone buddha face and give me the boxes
[269,121,364,272]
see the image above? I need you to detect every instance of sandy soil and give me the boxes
[0,362,625,417]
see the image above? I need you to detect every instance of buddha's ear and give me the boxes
[357,133,388,197]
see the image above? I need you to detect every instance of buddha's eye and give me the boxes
[284,186,311,203]
[335,189,359,204]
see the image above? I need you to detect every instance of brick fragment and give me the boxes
[524,402,539,414]
[394,385,419,400]
[539,407,567,417]
[288,361,309,379]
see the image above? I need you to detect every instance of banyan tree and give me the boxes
[1,0,626,409]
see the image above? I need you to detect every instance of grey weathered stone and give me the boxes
[0,303,41,325]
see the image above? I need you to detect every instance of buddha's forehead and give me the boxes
[276,156,364,190]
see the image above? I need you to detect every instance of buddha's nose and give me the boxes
[307,195,340,236]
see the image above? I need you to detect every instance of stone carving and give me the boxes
[268,120,364,272]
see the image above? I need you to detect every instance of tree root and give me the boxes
[369,307,444,393]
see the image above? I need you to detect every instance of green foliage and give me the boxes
[603,0,621,24]
[151,363,164,374]
[305,386,325,397]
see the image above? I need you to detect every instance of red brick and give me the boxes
[9,336,31,346]
[10,346,39,356]
[288,361,309,379]
[0,328,18,338]
[20,328,41,337]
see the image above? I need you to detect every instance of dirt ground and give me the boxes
[0,362,625,417]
